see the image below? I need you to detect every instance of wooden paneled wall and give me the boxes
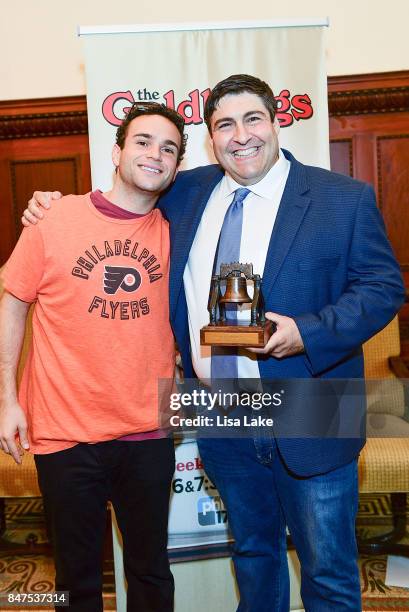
[0,97,91,265]
[327,71,409,357]
[1,72,409,353]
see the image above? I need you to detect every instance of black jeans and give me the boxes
[35,438,175,612]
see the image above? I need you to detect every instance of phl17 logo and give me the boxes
[197,496,227,526]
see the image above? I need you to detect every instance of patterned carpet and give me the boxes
[0,495,408,610]
[0,498,115,610]
[356,495,409,610]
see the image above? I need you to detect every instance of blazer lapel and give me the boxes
[261,153,311,303]
[169,166,223,317]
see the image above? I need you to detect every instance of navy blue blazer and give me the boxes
[158,149,405,476]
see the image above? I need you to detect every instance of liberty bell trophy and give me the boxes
[200,262,274,348]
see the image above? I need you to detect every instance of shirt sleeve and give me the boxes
[1,225,46,303]
[294,183,405,375]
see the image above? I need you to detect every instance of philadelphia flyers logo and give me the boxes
[103,266,142,295]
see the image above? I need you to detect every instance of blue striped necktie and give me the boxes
[211,187,250,380]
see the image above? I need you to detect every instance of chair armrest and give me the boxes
[389,356,409,378]
[389,356,409,421]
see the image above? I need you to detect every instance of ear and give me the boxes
[273,117,280,136]
[171,166,179,183]
[112,144,121,169]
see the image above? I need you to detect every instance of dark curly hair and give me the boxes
[204,74,277,135]
[115,101,187,164]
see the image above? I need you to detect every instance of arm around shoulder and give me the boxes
[22,190,63,226]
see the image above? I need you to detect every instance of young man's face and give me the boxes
[113,114,181,195]
[209,92,280,186]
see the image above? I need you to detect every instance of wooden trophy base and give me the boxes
[200,320,274,348]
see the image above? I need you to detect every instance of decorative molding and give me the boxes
[328,70,409,89]
[0,97,88,141]
[328,70,409,116]
[328,86,409,117]
[0,111,88,140]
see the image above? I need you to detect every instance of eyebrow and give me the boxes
[212,110,267,129]
[163,138,180,150]
[131,132,179,150]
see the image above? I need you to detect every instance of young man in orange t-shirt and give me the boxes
[0,103,186,612]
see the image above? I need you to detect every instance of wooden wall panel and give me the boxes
[376,135,409,265]
[10,157,80,241]
[328,71,409,357]
[330,140,353,177]
[0,133,91,264]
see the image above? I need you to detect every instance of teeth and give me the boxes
[232,147,258,158]
[141,166,160,174]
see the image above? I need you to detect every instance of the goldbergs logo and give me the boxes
[102,87,313,129]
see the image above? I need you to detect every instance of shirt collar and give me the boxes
[220,148,290,200]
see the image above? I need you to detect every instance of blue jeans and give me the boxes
[197,437,361,612]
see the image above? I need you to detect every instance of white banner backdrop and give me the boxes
[80,20,329,553]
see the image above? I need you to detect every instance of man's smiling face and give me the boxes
[209,91,280,186]
[112,114,181,195]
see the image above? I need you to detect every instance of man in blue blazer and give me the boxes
[24,74,404,611]
[159,74,404,611]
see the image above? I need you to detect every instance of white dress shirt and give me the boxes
[183,149,291,381]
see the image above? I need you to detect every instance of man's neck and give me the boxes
[103,183,158,215]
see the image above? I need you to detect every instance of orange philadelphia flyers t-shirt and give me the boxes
[2,194,175,454]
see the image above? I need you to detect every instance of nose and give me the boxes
[233,121,251,144]
[147,143,162,160]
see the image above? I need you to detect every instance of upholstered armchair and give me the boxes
[358,316,409,555]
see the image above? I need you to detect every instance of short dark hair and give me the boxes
[204,74,278,134]
[115,101,187,164]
